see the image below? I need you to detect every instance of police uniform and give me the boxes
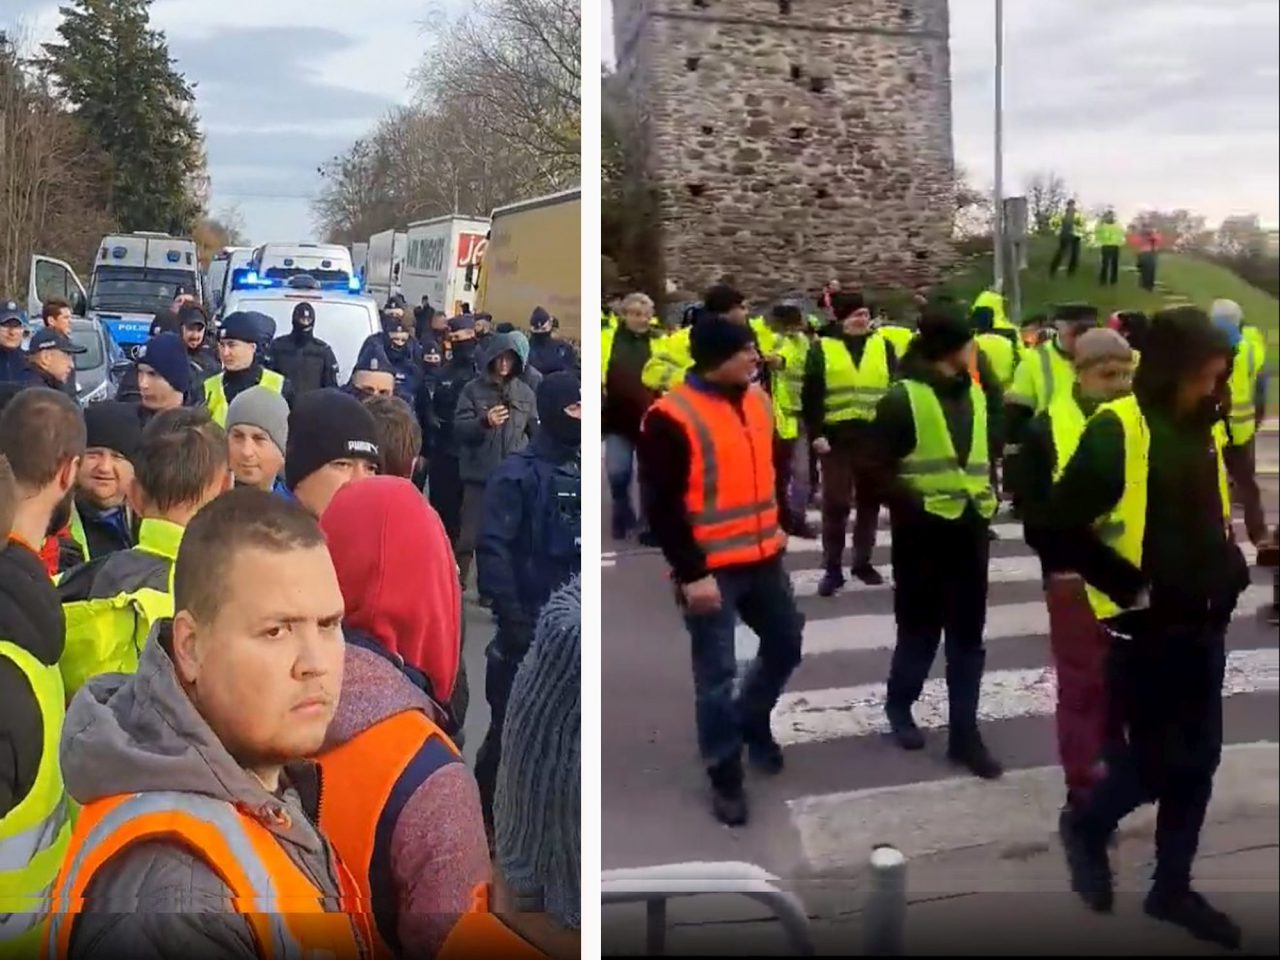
[204,311,287,426]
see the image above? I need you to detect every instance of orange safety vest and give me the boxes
[650,383,784,569]
[44,791,371,960]
[318,709,465,959]
[438,885,551,960]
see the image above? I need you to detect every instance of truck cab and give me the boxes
[29,232,202,359]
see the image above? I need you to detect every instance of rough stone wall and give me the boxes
[613,0,955,301]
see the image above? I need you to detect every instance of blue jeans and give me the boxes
[683,558,805,766]
[605,433,641,529]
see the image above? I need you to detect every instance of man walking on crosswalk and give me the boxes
[868,304,1003,779]
[638,318,805,826]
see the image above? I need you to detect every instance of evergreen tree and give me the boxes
[42,0,205,234]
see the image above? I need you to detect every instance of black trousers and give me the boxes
[429,452,464,545]
[1223,438,1268,544]
[474,620,527,837]
[820,440,881,570]
[885,512,991,739]
[1050,236,1081,276]
[1099,245,1120,285]
[1075,614,1227,893]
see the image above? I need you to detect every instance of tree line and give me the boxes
[312,0,580,246]
[1,1,236,300]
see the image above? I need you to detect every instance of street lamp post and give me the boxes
[992,0,1005,292]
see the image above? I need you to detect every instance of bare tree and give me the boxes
[1024,170,1069,234]
[953,166,992,239]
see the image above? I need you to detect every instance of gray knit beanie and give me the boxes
[494,576,580,930]
[226,385,289,455]
[1073,328,1133,371]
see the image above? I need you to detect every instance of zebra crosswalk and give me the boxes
[729,506,1280,874]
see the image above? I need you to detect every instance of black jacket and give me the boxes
[0,540,65,816]
[603,326,658,440]
[186,341,221,386]
[0,346,27,383]
[270,331,340,398]
[425,351,479,459]
[527,333,579,377]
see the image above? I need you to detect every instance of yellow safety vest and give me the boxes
[820,334,891,423]
[1085,395,1231,620]
[1242,324,1267,368]
[976,332,1017,389]
[1046,394,1088,481]
[204,368,285,427]
[1094,221,1126,247]
[898,379,997,521]
[66,507,90,567]
[772,333,810,441]
[1008,341,1076,413]
[1227,338,1261,446]
[877,325,915,356]
[58,518,183,700]
[641,327,692,393]
[0,641,71,953]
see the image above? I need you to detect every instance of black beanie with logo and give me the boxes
[284,388,381,490]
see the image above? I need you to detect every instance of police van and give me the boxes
[29,233,202,359]
[251,243,354,284]
[221,268,378,383]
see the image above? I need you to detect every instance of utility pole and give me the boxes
[992,0,1006,292]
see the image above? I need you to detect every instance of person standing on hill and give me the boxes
[1050,200,1086,277]
[1210,301,1268,549]
[1095,210,1126,286]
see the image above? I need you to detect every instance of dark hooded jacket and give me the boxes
[270,321,340,398]
[57,627,354,959]
[0,539,65,816]
[452,333,537,484]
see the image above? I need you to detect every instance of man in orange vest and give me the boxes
[318,475,491,959]
[48,488,370,959]
[638,318,805,826]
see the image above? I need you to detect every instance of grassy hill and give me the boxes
[932,237,1279,399]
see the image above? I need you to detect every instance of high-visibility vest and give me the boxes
[1094,221,1126,247]
[205,368,285,426]
[976,332,1016,389]
[602,325,659,394]
[0,641,70,953]
[45,791,371,960]
[877,325,914,355]
[898,379,997,521]
[648,383,784,569]
[66,508,90,567]
[437,885,548,960]
[819,334,891,423]
[318,710,464,960]
[1046,394,1088,481]
[57,518,183,701]
[1008,341,1076,413]
[641,327,692,393]
[602,310,618,330]
[1242,324,1267,369]
[1227,338,1261,446]
[772,333,810,441]
[1085,394,1231,620]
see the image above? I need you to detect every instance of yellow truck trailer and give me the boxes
[477,187,581,344]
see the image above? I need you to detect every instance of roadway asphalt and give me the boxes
[601,424,1280,950]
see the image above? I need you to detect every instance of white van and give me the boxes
[364,230,408,305]
[29,233,202,359]
[252,243,354,284]
[205,246,253,316]
[221,273,378,382]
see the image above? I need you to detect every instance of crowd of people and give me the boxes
[0,286,582,958]
[602,282,1275,950]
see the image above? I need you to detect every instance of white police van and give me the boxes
[221,267,378,383]
[29,233,202,359]
[251,243,354,284]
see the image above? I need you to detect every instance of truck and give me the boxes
[29,232,202,358]
[476,188,581,343]
[364,229,409,305]
[351,242,369,280]
[399,215,489,317]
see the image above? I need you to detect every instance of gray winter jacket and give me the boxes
[454,333,538,484]
[58,622,356,960]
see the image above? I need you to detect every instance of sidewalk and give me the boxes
[603,812,1280,956]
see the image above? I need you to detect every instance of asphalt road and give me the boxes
[601,425,1279,942]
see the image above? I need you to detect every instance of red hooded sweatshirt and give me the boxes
[320,475,461,700]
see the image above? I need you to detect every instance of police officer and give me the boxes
[869,304,1003,779]
[803,291,897,594]
[21,328,85,395]
[204,311,288,426]
[270,301,340,398]
[527,307,578,376]
[358,308,424,407]
[427,315,481,544]
[475,371,581,835]
[0,299,28,382]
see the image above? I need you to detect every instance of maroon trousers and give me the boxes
[1046,575,1117,802]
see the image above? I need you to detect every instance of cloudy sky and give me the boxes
[603,0,1280,227]
[7,0,461,242]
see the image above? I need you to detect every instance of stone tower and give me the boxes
[612,0,955,301]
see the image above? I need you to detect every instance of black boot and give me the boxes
[885,704,925,750]
[946,730,1003,779]
[742,716,784,775]
[1058,809,1114,913]
[850,563,884,586]
[1144,888,1241,950]
[707,755,748,826]
[817,568,845,597]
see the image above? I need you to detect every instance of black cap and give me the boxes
[915,304,974,361]
[690,317,756,371]
[704,284,744,316]
[29,327,86,355]
[285,389,381,490]
[84,401,144,462]
[178,303,208,328]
